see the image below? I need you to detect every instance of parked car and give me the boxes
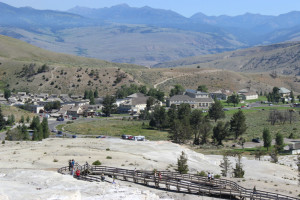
[252,138,260,143]
[51,129,57,133]
[72,135,77,138]
[223,108,229,111]
[96,135,106,138]
[57,131,63,135]
[57,117,64,121]
[72,117,77,120]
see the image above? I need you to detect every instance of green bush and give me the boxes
[215,174,221,179]
[92,160,102,165]
[53,159,58,162]
[106,156,112,159]
[197,171,207,177]
[106,148,110,151]
[1,140,5,144]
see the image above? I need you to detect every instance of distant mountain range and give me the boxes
[1,2,300,67]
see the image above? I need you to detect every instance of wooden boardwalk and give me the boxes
[58,163,299,200]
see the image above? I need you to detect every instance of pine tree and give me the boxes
[263,128,272,151]
[0,106,6,130]
[233,153,245,178]
[213,121,230,145]
[177,151,189,174]
[26,116,30,123]
[41,117,49,139]
[275,132,284,151]
[20,115,25,124]
[230,110,247,139]
[94,90,99,98]
[32,128,38,141]
[208,100,225,122]
[220,153,231,177]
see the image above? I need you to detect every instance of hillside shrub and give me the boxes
[92,160,101,165]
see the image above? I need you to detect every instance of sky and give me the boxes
[1,0,300,17]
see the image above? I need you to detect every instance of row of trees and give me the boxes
[144,101,247,145]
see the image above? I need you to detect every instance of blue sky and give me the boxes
[1,0,300,17]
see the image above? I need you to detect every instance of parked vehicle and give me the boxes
[72,135,77,138]
[56,117,64,121]
[96,135,106,138]
[57,131,63,135]
[252,138,260,143]
[72,117,77,120]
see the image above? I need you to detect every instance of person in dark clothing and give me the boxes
[68,160,72,171]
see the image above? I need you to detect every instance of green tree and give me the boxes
[138,85,147,94]
[233,153,245,178]
[4,89,11,100]
[275,132,284,151]
[102,95,117,117]
[230,110,247,139]
[290,91,295,103]
[20,115,25,124]
[177,151,189,174]
[263,128,272,151]
[197,85,208,92]
[32,128,39,141]
[21,124,29,140]
[190,109,203,145]
[170,84,185,97]
[200,116,212,144]
[26,116,30,123]
[208,100,225,122]
[83,90,89,99]
[220,153,231,177]
[94,90,99,98]
[227,93,240,107]
[0,107,6,130]
[169,117,191,144]
[88,90,95,105]
[167,104,177,128]
[146,96,156,111]
[150,105,167,130]
[177,103,191,120]
[213,121,230,145]
[41,117,49,139]
[272,87,281,103]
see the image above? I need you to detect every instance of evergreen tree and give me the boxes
[220,153,231,177]
[290,91,295,103]
[213,121,230,145]
[263,128,272,151]
[233,153,245,178]
[138,85,147,94]
[146,96,156,111]
[230,110,247,139]
[0,106,6,130]
[200,115,212,144]
[197,85,208,92]
[89,91,95,105]
[169,117,191,144]
[170,84,185,97]
[26,116,30,123]
[41,117,49,139]
[227,93,240,107]
[20,115,25,124]
[167,104,177,128]
[83,90,89,99]
[102,95,117,117]
[190,109,203,145]
[21,124,29,140]
[150,105,168,130]
[4,88,11,100]
[177,103,191,120]
[177,151,189,174]
[94,90,99,98]
[32,128,38,141]
[208,100,225,122]
[275,132,284,151]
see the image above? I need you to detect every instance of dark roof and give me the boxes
[169,95,213,103]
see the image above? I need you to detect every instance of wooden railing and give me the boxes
[58,163,299,200]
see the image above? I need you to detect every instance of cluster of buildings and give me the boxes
[0,87,292,117]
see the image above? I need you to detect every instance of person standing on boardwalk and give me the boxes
[71,159,75,169]
[208,172,211,181]
[211,173,214,181]
[68,160,72,171]
[159,172,162,181]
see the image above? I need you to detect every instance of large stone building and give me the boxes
[167,89,214,108]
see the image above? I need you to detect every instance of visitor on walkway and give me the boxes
[208,172,211,181]
[71,159,75,169]
[211,173,214,181]
[76,169,80,178]
[68,160,72,171]
[159,172,162,181]
[101,174,105,182]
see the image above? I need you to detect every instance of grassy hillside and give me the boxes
[0,35,299,96]
[0,34,146,95]
[153,42,300,76]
